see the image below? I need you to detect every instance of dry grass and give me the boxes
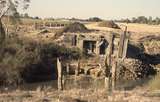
[118,23,160,34]
[148,74,160,90]
[0,87,160,102]
[85,22,160,41]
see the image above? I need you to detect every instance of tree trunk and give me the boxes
[0,19,5,46]
[0,19,6,60]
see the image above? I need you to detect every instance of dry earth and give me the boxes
[85,22,160,41]
[0,87,160,102]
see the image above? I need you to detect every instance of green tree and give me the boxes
[132,17,137,23]
[88,17,103,22]
[155,17,160,25]
[137,16,148,24]
[148,16,153,25]
[24,13,29,18]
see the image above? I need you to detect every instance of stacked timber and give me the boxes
[116,59,156,80]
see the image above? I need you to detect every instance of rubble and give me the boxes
[55,22,90,38]
[62,22,90,33]
[143,40,160,55]
[98,21,120,29]
[117,59,157,80]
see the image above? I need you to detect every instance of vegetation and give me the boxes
[148,73,160,90]
[87,17,103,22]
[0,37,82,86]
[116,16,160,25]
[0,0,30,55]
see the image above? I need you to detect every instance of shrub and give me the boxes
[0,37,82,86]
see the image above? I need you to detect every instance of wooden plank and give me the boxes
[108,34,114,66]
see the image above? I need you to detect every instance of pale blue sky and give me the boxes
[23,0,160,19]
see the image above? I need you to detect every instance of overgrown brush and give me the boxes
[0,37,82,86]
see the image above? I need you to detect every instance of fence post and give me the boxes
[115,26,129,90]
[118,26,128,59]
[66,63,70,75]
[75,60,80,76]
[57,58,63,91]
[112,57,117,90]
[105,33,114,91]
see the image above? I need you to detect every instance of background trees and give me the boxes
[117,16,160,25]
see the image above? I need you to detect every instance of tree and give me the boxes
[0,0,30,58]
[24,13,29,18]
[88,17,103,22]
[0,0,30,40]
[132,17,137,23]
[137,16,148,24]
[148,16,153,25]
[155,17,160,25]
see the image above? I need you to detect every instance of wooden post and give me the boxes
[75,60,80,76]
[122,32,130,60]
[112,27,129,90]
[118,26,127,59]
[57,58,63,91]
[112,57,117,90]
[105,33,114,91]
[66,63,70,75]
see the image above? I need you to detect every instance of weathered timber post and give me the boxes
[0,19,5,46]
[66,63,70,75]
[57,58,63,91]
[0,19,6,60]
[118,26,127,59]
[111,56,117,91]
[75,60,80,76]
[116,26,130,88]
[105,33,115,91]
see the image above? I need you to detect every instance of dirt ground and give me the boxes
[0,87,160,102]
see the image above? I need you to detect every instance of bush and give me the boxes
[87,17,103,22]
[0,37,82,86]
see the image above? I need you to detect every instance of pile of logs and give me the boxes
[117,59,156,80]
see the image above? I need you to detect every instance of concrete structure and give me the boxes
[63,32,112,56]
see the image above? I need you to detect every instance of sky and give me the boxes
[23,0,160,19]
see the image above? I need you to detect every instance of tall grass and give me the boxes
[148,73,160,90]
